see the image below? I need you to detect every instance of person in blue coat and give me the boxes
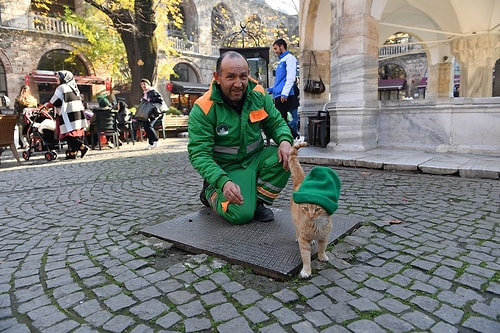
[268,38,299,139]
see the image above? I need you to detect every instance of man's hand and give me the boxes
[222,181,244,205]
[280,96,288,103]
[278,141,292,170]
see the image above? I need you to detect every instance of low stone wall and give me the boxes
[379,98,500,154]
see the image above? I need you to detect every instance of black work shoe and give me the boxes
[253,201,274,222]
[200,181,210,207]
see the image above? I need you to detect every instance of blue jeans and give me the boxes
[289,107,299,137]
[138,118,158,145]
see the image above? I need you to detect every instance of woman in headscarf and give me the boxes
[44,70,89,159]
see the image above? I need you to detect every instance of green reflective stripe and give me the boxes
[213,137,262,155]
[213,145,239,154]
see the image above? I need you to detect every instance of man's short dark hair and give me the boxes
[216,51,248,74]
[273,38,287,50]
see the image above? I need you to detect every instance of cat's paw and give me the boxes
[318,252,329,262]
[299,268,312,279]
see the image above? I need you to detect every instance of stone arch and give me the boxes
[0,49,13,74]
[171,61,201,83]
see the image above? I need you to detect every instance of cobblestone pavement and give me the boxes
[0,139,499,333]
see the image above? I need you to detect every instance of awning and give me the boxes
[170,81,209,95]
[378,78,406,90]
[29,70,106,85]
[417,76,461,89]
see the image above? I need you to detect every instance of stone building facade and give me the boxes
[0,0,297,107]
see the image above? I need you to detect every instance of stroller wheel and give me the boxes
[65,150,71,158]
[22,151,30,161]
[51,151,58,160]
[44,152,53,161]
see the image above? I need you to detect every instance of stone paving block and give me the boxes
[291,320,318,333]
[200,291,227,306]
[348,297,380,312]
[183,317,212,332]
[272,307,302,325]
[377,297,410,313]
[356,287,384,302]
[232,288,263,306]
[410,295,439,312]
[124,277,150,291]
[260,322,288,333]
[386,285,414,300]
[156,311,182,329]
[273,288,299,303]
[73,299,101,318]
[431,321,459,333]
[85,309,113,327]
[255,297,282,313]
[401,310,435,330]
[130,299,168,320]
[42,319,80,333]
[306,294,334,311]
[102,314,134,333]
[462,315,500,333]
[374,313,414,332]
[303,310,331,327]
[243,306,270,324]
[217,317,253,333]
[17,294,51,314]
[210,302,240,322]
[93,284,122,299]
[347,319,386,333]
[132,285,162,302]
[410,280,437,294]
[435,303,464,325]
[30,305,67,329]
[166,290,196,305]
[177,300,206,317]
[103,293,136,311]
[192,279,217,294]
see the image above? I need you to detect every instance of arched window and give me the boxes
[171,63,198,83]
[0,61,7,106]
[211,3,234,44]
[37,49,88,75]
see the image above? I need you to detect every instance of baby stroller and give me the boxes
[22,107,58,161]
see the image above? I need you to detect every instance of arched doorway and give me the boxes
[36,49,91,103]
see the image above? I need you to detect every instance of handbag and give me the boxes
[136,100,154,120]
[303,51,326,95]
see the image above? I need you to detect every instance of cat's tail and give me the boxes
[289,142,308,191]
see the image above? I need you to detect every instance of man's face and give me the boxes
[273,44,284,56]
[214,56,249,105]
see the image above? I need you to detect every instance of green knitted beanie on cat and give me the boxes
[292,166,341,215]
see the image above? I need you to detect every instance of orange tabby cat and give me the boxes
[289,142,341,278]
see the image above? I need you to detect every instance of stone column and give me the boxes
[426,62,453,98]
[328,2,379,151]
[451,34,500,97]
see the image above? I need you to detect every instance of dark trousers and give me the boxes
[138,118,158,145]
[65,136,85,152]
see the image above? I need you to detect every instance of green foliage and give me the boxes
[62,7,128,82]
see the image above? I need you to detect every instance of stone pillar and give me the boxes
[328,2,379,151]
[427,62,453,98]
[451,34,500,97]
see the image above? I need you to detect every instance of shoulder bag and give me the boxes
[303,51,326,95]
